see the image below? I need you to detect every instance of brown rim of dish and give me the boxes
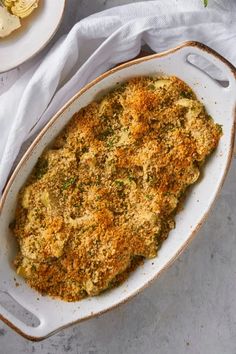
[0,41,235,341]
[0,0,66,74]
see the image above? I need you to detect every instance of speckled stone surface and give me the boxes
[1,1,236,353]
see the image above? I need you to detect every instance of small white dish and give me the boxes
[0,0,65,73]
[0,42,235,340]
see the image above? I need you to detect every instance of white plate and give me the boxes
[0,42,235,340]
[0,0,65,73]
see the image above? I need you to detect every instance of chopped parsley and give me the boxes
[117,83,127,93]
[107,138,116,148]
[97,129,114,141]
[216,124,223,135]
[128,174,136,182]
[180,91,192,99]
[78,182,85,192]
[145,194,154,201]
[146,174,157,184]
[62,177,76,190]
[114,180,125,189]
[148,84,155,91]
[82,146,89,154]
[100,114,109,122]
[35,158,48,180]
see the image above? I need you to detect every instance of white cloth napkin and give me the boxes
[1,0,236,193]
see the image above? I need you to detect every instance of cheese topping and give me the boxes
[12,76,222,301]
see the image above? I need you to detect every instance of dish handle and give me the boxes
[171,41,236,91]
[0,295,58,341]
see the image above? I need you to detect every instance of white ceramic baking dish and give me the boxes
[0,41,235,340]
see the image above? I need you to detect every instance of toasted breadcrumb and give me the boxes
[12,76,222,301]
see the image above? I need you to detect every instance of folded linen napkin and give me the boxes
[0,0,236,193]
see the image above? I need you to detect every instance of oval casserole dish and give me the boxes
[0,41,236,340]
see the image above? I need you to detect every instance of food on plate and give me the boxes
[0,0,39,38]
[10,0,39,19]
[0,6,20,37]
[11,76,222,301]
[2,0,14,9]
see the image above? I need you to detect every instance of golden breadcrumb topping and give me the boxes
[12,76,222,301]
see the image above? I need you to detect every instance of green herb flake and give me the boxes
[164,191,171,197]
[217,124,223,134]
[117,83,127,93]
[148,84,155,91]
[128,174,136,182]
[113,102,123,112]
[107,138,115,148]
[145,194,154,201]
[73,204,81,208]
[97,129,114,141]
[81,146,89,154]
[180,91,192,99]
[100,114,109,122]
[77,182,85,192]
[62,177,76,190]
[147,174,157,185]
[115,179,124,187]
[114,180,125,192]
[95,175,101,186]
[35,158,48,180]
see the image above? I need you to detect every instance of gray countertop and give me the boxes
[1,1,236,353]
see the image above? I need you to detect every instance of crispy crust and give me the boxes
[12,76,222,301]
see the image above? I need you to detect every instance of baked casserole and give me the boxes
[11,76,222,301]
